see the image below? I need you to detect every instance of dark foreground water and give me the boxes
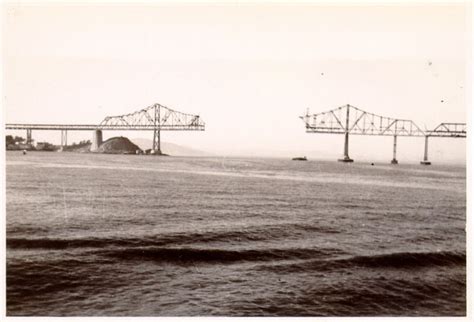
[6,152,466,316]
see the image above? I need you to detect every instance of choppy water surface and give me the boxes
[6,152,466,316]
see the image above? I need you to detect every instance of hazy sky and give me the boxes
[3,3,469,162]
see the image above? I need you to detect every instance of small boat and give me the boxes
[292,156,307,161]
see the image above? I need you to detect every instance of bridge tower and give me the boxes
[338,104,354,162]
[391,135,398,164]
[152,104,162,155]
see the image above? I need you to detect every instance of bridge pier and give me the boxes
[391,135,398,164]
[420,136,431,165]
[338,132,353,162]
[152,129,162,155]
[26,129,33,145]
[338,104,353,163]
[91,130,103,152]
[59,130,68,151]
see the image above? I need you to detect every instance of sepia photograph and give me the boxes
[1,0,471,318]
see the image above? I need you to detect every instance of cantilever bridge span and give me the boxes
[6,103,205,154]
[300,104,466,165]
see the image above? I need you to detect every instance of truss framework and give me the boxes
[300,104,466,164]
[300,104,466,138]
[99,103,205,131]
[6,104,205,131]
[426,123,466,138]
[300,104,426,137]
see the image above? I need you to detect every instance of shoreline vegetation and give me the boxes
[5,135,162,155]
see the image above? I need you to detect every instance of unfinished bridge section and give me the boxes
[6,103,205,154]
[300,104,466,164]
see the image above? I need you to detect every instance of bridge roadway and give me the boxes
[5,124,204,131]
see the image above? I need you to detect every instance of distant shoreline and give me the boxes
[5,150,467,167]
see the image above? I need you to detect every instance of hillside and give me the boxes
[130,138,211,157]
[96,137,141,154]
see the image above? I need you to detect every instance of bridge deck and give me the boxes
[305,129,466,137]
[5,124,205,131]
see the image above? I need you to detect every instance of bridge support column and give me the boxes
[338,132,353,162]
[420,136,431,165]
[338,104,353,163]
[91,130,103,152]
[152,129,162,155]
[391,135,398,164]
[26,129,33,145]
[60,130,68,152]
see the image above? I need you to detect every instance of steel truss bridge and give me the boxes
[300,104,466,164]
[6,103,205,154]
